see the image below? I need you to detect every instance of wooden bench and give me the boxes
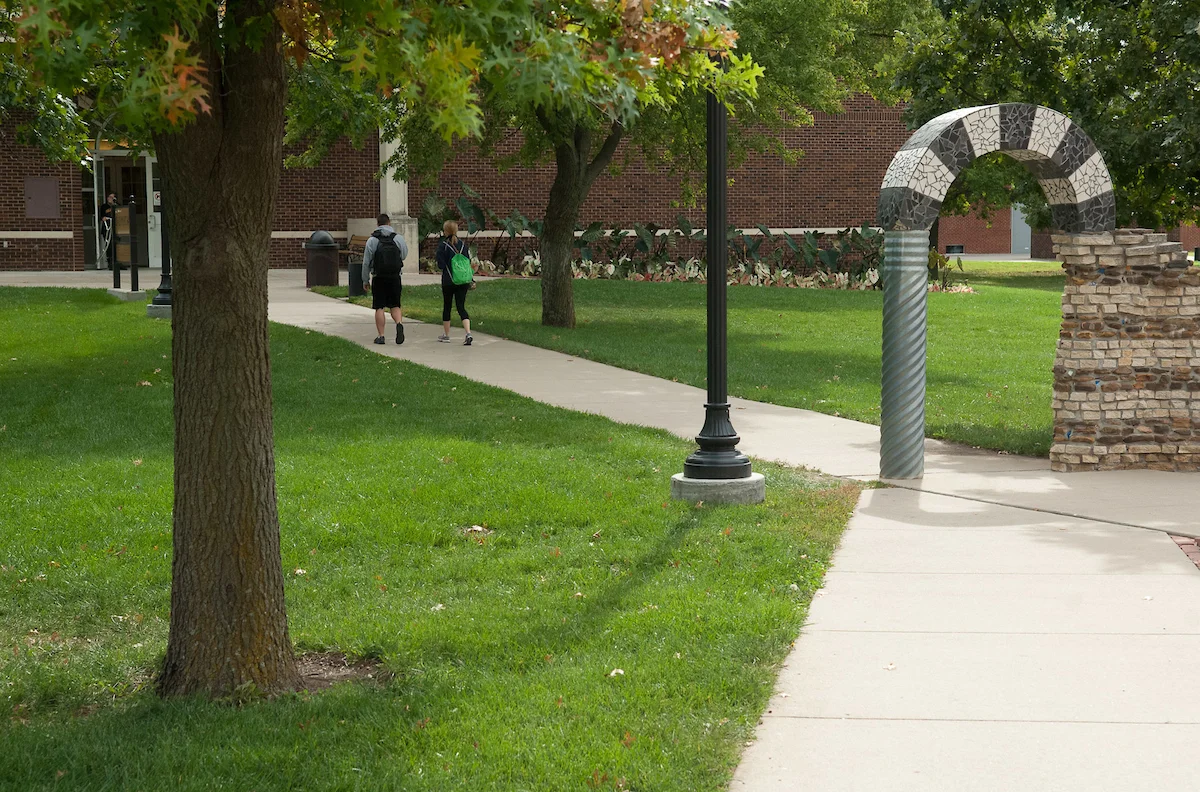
[342,234,371,269]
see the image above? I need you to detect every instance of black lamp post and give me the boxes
[681,58,753,481]
[152,202,173,307]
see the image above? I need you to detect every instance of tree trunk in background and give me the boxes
[155,2,300,698]
[539,122,623,328]
[540,146,585,328]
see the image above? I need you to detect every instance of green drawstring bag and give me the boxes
[449,241,474,286]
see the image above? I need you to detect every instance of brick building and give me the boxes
[0,115,389,272]
[5,97,1160,272]
[408,96,1032,258]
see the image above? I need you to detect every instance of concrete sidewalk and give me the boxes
[265,271,1200,792]
[12,270,1200,789]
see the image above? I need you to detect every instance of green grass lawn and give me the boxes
[0,287,858,791]
[320,264,1063,456]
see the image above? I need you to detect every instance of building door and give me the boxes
[99,155,161,270]
[1011,207,1032,258]
[144,157,163,270]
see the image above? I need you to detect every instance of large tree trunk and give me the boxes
[154,3,300,698]
[539,122,623,328]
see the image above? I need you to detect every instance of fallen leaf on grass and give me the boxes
[294,568,306,576]
[608,668,624,677]
[431,603,446,612]
[136,380,152,387]
[621,731,635,748]
[132,459,142,466]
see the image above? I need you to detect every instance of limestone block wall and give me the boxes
[1052,230,1199,471]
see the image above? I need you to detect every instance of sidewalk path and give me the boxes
[13,271,1200,790]
[266,271,1200,791]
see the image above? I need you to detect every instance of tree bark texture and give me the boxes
[539,122,623,328]
[155,1,300,698]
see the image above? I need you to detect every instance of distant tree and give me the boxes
[474,1,764,328]
[899,0,1200,229]
[358,0,933,328]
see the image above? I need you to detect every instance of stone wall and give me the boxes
[1052,230,1199,471]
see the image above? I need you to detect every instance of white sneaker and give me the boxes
[437,334,451,342]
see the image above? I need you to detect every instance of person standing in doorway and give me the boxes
[362,213,409,344]
[99,193,117,269]
[437,220,473,345]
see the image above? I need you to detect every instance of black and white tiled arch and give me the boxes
[876,103,1116,233]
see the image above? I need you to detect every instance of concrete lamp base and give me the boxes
[670,472,765,505]
[107,289,146,302]
[146,304,172,319]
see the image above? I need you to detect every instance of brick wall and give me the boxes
[938,209,1012,255]
[270,133,380,268]
[0,116,82,271]
[1171,223,1200,256]
[1051,230,1200,471]
[410,96,912,257]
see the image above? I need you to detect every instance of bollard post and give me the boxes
[880,229,929,479]
[128,197,139,293]
[152,206,172,307]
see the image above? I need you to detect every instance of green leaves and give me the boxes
[899,0,1200,228]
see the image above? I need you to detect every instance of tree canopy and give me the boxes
[899,0,1200,229]
[360,0,935,327]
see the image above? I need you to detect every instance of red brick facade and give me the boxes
[0,117,82,271]
[410,96,915,249]
[270,133,381,268]
[939,209,1013,255]
[1171,223,1200,255]
[10,98,1197,270]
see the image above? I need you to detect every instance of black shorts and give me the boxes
[371,276,402,309]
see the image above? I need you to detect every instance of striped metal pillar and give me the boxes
[880,229,929,479]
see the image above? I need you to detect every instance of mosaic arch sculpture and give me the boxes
[875,103,1116,479]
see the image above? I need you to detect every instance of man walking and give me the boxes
[362,213,409,344]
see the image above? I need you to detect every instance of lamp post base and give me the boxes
[670,472,765,505]
[146,303,173,319]
[107,288,146,302]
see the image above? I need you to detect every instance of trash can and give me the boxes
[304,230,339,287]
[348,251,365,297]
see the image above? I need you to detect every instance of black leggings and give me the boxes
[442,281,470,322]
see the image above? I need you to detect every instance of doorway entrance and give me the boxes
[89,151,164,270]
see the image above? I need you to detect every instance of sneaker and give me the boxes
[396,324,405,345]
[464,334,473,346]
[373,336,386,345]
[437,334,451,343]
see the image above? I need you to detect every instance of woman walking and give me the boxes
[437,220,473,345]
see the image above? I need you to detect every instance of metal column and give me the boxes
[880,229,929,479]
[681,81,752,481]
